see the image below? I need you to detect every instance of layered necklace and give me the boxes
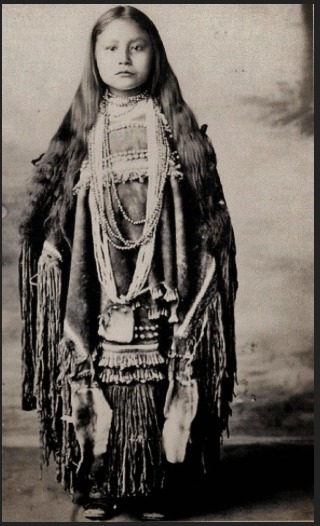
[103,89,149,119]
[88,92,171,303]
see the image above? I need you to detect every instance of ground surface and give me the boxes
[3,440,313,522]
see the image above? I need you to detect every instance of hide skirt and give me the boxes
[90,300,170,500]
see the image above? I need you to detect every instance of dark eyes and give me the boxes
[105,44,145,52]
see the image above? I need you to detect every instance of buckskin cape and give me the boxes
[19,127,238,494]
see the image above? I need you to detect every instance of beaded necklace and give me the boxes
[90,97,168,249]
[103,89,149,119]
[104,89,149,106]
[110,175,146,225]
[88,95,171,303]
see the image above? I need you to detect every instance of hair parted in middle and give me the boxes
[21,5,216,245]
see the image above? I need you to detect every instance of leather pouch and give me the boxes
[98,304,135,343]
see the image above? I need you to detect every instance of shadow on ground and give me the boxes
[3,441,313,522]
[202,442,313,514]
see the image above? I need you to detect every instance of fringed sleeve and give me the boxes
[163,140,238,465]
[20,235,74,471]
[19,240,41,410]
[188,159,238,434]
[34,241,64,467]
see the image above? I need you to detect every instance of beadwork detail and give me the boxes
[109,149,148,162]
[102,89,149,119]
[110,176,146,225]
[86,92,185,304]
[89,96,169,250]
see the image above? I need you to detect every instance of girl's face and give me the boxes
[95,19,153,97]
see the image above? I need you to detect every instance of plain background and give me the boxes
[2,3,313,448]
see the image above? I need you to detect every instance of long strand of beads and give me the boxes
[91,118,128,244]
[88,95,183,302]
[153,102,184,181]
[105,108,147,225]
[88,120,122,243]
[107,103,141,120]
[109,150,148,162]
[106,107,168,252]
[90,99,169,250]
[101,113,147,241]
[91,179,126,244]
[96,156,168,250]
[108,122,146,133]
[110,176,146,225]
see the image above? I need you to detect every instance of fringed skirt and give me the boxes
[91,301,170,500]
[100,382,167,499]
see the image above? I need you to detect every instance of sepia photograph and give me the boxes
[2,4,314,522]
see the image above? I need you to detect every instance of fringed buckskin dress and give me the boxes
[19,92,238,504]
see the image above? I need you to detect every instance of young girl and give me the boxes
[19,5,237,521]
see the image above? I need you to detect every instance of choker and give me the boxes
[104,89,149,108]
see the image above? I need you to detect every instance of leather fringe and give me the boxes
[55,339,80,494]
[99,367,165,385]
[192,294,227,417]
[102,383,165,498]
[20,241,79,494]
[171,271,236,435]
[35,246,63,467]
[19,241,39,410]
[98,348,165,370]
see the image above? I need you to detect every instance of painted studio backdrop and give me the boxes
[2,3,313,521]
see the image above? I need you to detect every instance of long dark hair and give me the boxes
[20,5,215,244]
